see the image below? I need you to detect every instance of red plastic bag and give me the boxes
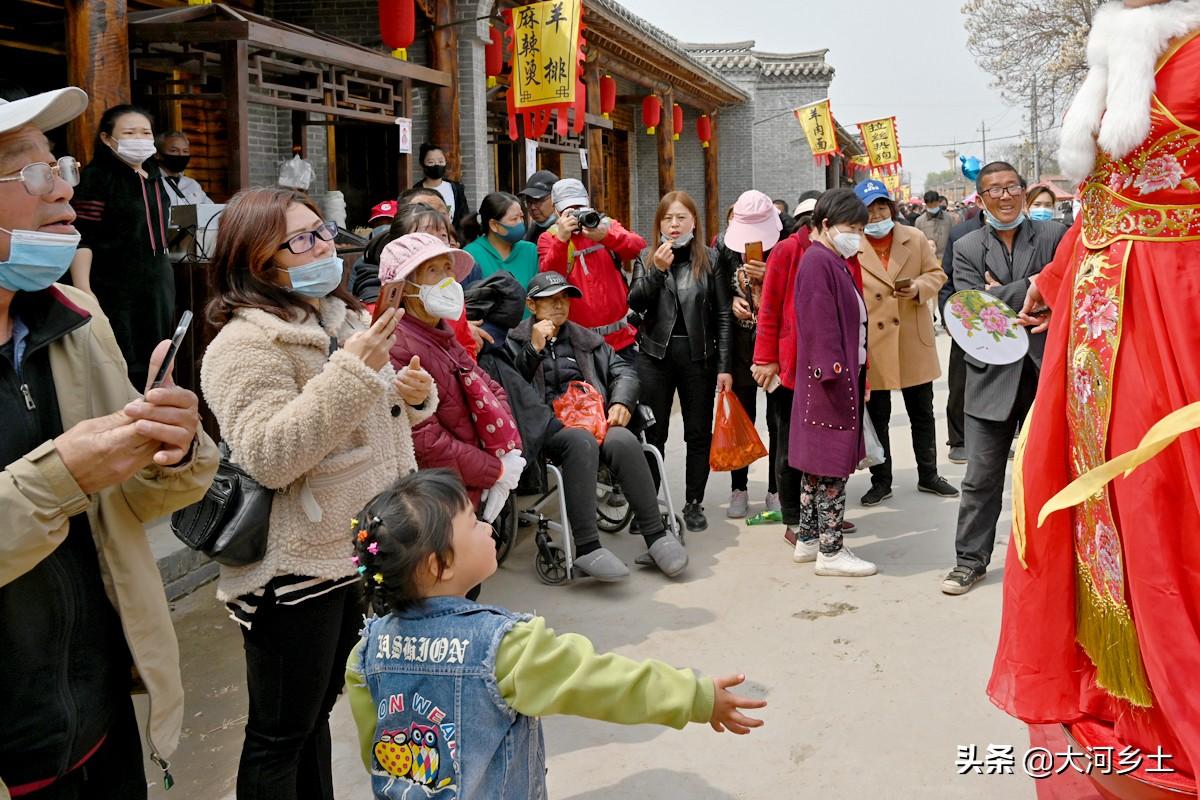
[553,381,609,444]
[709,389,768,471]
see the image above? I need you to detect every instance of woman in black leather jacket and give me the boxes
[628,190,733,531]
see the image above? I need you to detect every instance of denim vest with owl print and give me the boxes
[360,596,545,800]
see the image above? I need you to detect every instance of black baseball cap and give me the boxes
[519,170,559,200]
[527,271,583,299]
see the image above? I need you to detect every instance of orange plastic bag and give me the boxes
[709,389,768,471]
[553,381,609,444]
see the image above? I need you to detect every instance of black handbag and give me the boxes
[170,442,273,567]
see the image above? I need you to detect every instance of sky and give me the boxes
[616,0,1022,193]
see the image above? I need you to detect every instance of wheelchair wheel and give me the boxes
[491,494,518,565]
[597,500,634,534]
[535,544,570,586]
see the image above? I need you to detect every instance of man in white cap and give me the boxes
[0,87,218,796]
[536,178,646,359]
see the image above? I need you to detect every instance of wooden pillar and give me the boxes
[429,0,461,179]
[703,111,720,244]
[656,87,675,199]
[65,0,129,164]
[585,60,607,211]
[221,40,250,193]
[399,77,413,188]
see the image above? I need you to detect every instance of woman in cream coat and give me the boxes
[200,188,437,800]
[853,179,959,508]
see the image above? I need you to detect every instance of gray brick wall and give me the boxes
[247,103,291,189]
[752,81,825,207]
[715,72,758,231]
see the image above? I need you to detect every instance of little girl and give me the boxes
[345,469,766,799]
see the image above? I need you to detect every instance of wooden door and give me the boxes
[602,128,630,226]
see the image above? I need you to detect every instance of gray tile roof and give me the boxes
[682,41,836,80]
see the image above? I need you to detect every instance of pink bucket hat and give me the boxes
[378,232,475,285]
[723,190,783,254]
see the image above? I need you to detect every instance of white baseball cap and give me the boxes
[0,87,89,136]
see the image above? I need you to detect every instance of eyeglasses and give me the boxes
[278,220,338,254]
[981,184,1024,199]
[0,157,80,196]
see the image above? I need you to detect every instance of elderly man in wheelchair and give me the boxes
[507,272,690,581]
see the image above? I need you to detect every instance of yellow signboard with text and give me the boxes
[512,0,582,110]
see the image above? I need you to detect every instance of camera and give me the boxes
[567,207,604,229]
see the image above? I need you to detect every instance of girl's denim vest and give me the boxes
[360,596,545,799]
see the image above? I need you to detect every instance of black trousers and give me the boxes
[638,338,716,505]
[954,360,1039,571]
[543,425,665,546]
[946,341,966,448]
[769,387,805,527]
[23,699,146,800]
[237,582,363,800]
[730,382,778,494]
[865,381,939,491]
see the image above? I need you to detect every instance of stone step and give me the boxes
[148,517,219,601]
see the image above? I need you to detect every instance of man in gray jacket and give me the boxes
[942,162,1066,595]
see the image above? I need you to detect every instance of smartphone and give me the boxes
[744,241,764,265]
[372,281,404,324]
[149,310,193,390]
[894,277,914,292]
[765,374,782,393]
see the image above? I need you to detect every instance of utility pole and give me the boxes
[1030,75,1041,182]
[979,120,988,162]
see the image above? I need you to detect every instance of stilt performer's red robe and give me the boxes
[989,29,1200,788]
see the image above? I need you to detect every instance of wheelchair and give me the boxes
[501,404,684,586]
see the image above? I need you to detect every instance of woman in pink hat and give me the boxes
[379,233,525,520]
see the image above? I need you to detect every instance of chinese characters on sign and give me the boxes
[793,99,841,166]
[955,743,1175,779]
[511,0,581,110]
[857,116,902,174]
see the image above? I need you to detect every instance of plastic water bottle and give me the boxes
[746,510,782,526]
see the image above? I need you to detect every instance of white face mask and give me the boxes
[112,137,157,166]
[828,227,861,258]
[415,276,465,320]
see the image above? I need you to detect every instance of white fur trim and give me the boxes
[1059,0,1200,184]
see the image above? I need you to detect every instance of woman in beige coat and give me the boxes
[853,179,958,507]
[200,188,437,800]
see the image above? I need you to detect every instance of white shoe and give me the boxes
[815,546,877,577]
[793,536,818,563]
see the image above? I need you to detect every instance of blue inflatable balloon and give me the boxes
[960,155,982,181]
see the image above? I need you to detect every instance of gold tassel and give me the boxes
[1011,401,1034,568]
[1075,561,1153,708]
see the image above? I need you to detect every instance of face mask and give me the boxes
[414,276,464,320]
[927,206,942,216]
[828,228,861,258]
[864,219,895,239]
[282,254,343,298]
[493,221,526,244]
[1029,208,1055,222]
[662,231,694,249]
[0,228,81,292]
[423,164,446,181]
[159,153,190,173]
[984,210,1027,231]
[544,214,558,228]
[112,137,157,166]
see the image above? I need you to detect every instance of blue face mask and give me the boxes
[864,218,895,239]
[494,221,526,244]
[1028,208,1055,222]
[282,254,344,298]
[927,206,942,216]
[984,210,1027,231]
[0,228,81,292]
[544,214,558,228]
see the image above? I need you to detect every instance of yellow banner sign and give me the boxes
[858,116,902,172]
[793,99,839,162]
[512,0,582,110]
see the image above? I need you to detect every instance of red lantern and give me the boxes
[485,23,505,88]
[672,103,683,141]
[379,0,415,60]
[599,75,616,119]
[697,114,712,149]
[642,95,661,135]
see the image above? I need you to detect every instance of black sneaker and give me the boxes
[682,502,708,532]
[860,485,892,507]
[941,565,985,595]
[918,476,960,498]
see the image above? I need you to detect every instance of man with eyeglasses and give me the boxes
[941,161,1066,596]
[0,87,218,797]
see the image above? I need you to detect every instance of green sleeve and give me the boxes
[345,639,376,772]
[494,617,715,729]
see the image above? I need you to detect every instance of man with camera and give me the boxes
[537,178,645,359]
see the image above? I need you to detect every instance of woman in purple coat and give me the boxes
[789,189,877,578]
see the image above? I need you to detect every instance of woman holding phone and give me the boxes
[200,187,436,800]
[853,178,957,509]
[629,190,733,532]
